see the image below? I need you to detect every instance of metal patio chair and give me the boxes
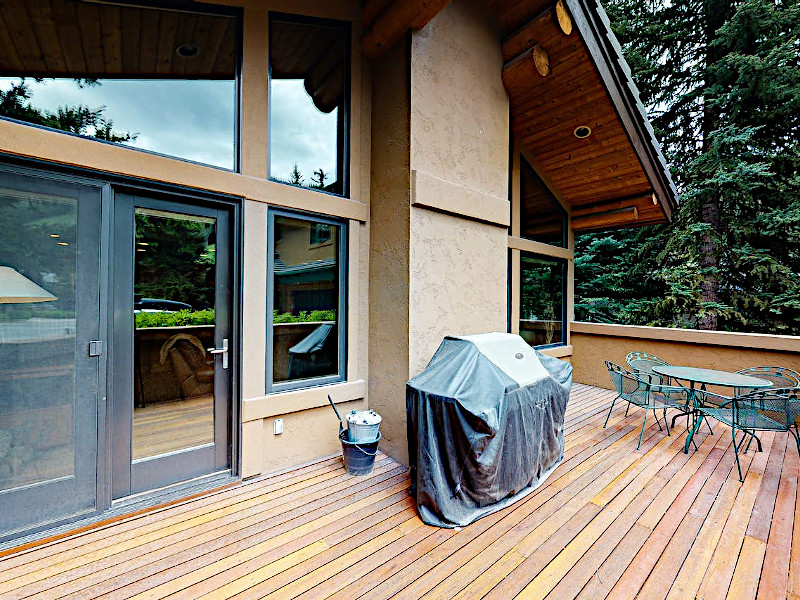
[605,361,688,449]
[626,351,672,386]
[698,388,800,481]
[734,366,800,396]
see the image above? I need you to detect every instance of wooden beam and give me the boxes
[571,206,638,232]
[571,194,653,218]
[361,0,452,60]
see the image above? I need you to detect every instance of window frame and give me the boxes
[517,252,568,349]
[266,208,348,393]
[508,143,574,349]
[518,156,568,248]
[267,12,351,198]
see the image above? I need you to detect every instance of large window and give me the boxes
[519,254,566,347]
[269,14,350,196]
[0,1,239,170]
[519,157,567,247]
[267,211,346,391]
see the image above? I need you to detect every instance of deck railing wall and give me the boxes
[570,321,800,389]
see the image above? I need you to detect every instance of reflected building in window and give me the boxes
[270,214,345,389]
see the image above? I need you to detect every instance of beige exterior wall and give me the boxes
[368,0,511,466]
[368,39,412,463]
[571,322,800,390]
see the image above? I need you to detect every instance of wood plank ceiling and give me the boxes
[0,0,237,78]
[492,0,669,231]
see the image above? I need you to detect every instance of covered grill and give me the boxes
[406,333,572,528]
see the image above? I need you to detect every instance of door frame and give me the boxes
[105,184,243,504]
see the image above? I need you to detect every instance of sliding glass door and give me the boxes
[0,168,103,542]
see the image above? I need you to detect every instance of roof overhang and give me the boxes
[363,0,678,232]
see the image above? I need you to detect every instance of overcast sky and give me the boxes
[0,77,338,179]
[270,79,338,185]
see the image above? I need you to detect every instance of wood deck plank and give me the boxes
[1,384,796,600]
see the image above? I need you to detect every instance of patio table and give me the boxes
[652,366,772,453]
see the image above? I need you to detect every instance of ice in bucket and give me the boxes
[346,409,382,443]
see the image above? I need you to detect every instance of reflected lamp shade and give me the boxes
[0,267,57,303]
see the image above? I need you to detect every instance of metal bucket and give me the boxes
[345,409,382,443]
[340,430,381,475]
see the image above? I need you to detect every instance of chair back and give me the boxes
[734,389,800,431]
[626,351,670,384]
[736,366,800,389]
[606,361,646,403]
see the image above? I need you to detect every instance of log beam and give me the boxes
[361,0,452,60]
[571,206,638,232]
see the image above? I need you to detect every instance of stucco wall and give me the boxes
[368,39,412,464]
[369,0,510,466]
[410,0,508,198]
[408,210,508,376]
[571,323,800,390]
[408,0,509,381]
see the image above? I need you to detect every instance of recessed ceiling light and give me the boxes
[176,43,200,58]
[50,233,60,238]
[57,241,69,246]
[137,242,149,246]
[574,125,592,139]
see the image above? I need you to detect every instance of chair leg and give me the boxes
[637,410,648,450]
[603,396,617,428]
[625,403,630,417]
[733,425,744,482]
[791,425,800,462]
[653,409,663,431]
[705,419,714,435]
[664,408,670,436]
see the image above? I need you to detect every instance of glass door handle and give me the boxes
[207,338,228,369]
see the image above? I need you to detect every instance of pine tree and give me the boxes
[0,79,135,143]
[289,163,304,186]
[576,0,800,334]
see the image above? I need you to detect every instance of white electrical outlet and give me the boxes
[274,418,284,435]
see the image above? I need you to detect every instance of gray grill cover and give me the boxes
[406,333,572,528]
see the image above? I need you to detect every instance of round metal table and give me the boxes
[652,366,772,453]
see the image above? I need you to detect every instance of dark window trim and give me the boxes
[267,12,351,199]
[516,251,568,350]
[519,155,568,249]
[0,3,243,173]
[266,208,348,393]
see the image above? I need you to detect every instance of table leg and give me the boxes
[684,383,700,453]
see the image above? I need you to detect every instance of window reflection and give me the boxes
[271,216,341,385]
[0,0,238,170]
[519,254,565,347]
[269,15,349,195]
[0,185,78,491]
[519,157,567,247]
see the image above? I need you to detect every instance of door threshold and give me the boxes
[0,471,239,557]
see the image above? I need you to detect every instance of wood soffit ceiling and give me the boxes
[493,0,676,232]
[0,0,238,79]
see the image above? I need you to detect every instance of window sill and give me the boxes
[243,379,367,422]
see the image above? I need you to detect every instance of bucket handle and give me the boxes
[351,443,379,457]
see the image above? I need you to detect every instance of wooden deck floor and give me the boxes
[1,383,799,599]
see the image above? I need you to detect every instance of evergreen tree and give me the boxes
[0,79,135,143]
[289,163,304,186]
[576,0,800,334]
[312,168,327,188]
